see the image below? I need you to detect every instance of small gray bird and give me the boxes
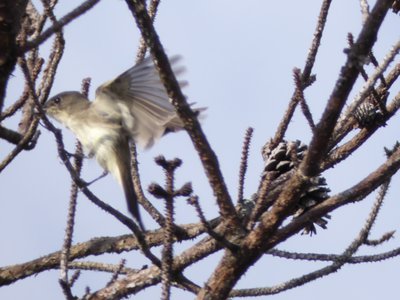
[45,56,197,230]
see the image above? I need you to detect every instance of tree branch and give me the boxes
[124,0,240,228]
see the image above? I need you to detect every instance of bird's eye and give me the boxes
[53,97,61,104]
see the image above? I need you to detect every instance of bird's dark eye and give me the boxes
[53,97,61,104]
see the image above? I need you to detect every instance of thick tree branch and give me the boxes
[0,221,209,286]
[196,1,394,299]
[124,0,240,228]
[301,0,393,177]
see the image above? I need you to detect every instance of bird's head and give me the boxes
[44,91,89,123]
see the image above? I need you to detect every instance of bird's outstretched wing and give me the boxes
[94,56,187,148]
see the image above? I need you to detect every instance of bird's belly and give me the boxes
[75,126,120,171]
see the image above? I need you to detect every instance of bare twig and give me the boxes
[268,0,331,150]
[136,0,161,62]
[332,40,400,148]
[1,58,43,121]
[68,260,136,275]
[302,0,332,81]
[0,57,43,172]
[59,77,90,297]
[32,3,77,297]
[154,156,179,300]
[69,270,81,288]
[130,144,166,227]
[247,171,281,229]
[364,231,395,246]
[19,0,101,54]
[187,196,238,251]
[149,156,199,299]
[293,68,315,130]
[0,119,40,172]
[267,243,400,263]
[360,0,370,24]
[59,141,83,299]
[237,127,253,204]
[383,62,400,88]
[105,259,127,287]
[346,33,386,113]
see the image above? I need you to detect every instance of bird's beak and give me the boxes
[34,102,48,116]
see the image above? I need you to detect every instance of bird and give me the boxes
[44,55,200,230]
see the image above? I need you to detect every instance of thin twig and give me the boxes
[267,242,400,263]
[247,172,279,229]
[0,119,40,172]
[36,33,65,102]
[187,196,238,251]
[158,157,177,300]
[136,0,161,62]
[59,77,90,296]
[68,260,136,274]
[19,0,101,54]
[347,33,385,112]
[332,40,400,148]
[130,0,165,229]
[59,141,83,298]
[237,127,253,204]
[268,0,331,150]
[364,231,395,246]
[172,274,200,295]
[130,144,166,227]
[38,3,76,298]
[69,270,81,288]
[1,58,44,121]
[360,0,370,24]
[0,57,43,172]
[293,68,315,130]
[381,62,400,88]
[302,0,332,81]
[105,259,127,287]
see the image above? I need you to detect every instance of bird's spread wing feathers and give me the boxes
[94,56,187,148]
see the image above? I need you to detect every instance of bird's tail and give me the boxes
[117,148,145,231]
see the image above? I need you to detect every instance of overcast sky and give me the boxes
[1,1,400,299]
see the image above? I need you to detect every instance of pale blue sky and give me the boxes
[1,1,400,299]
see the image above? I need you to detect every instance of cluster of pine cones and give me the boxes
[260,140,331,235]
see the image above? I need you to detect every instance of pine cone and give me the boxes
[294,177,331,235]
[353,102,383,128]
[262,140,307,180]
[262,140,331,235]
